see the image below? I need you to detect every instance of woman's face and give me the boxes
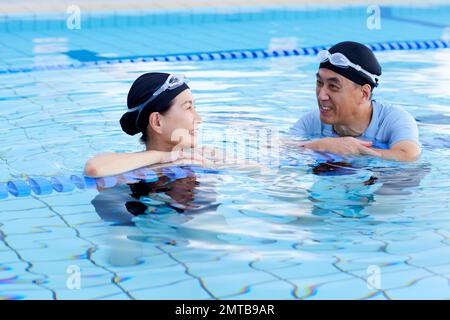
[159,89,202,149]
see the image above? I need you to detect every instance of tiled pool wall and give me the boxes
[1,2,450,33]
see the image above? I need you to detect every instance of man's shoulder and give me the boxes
[372,100,419,146]
[374,100,416,123]
[301,107,321,121]
[300,108,322,126]
[290,108,322,137]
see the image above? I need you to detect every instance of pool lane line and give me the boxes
[0,39,449,75]
[0,166,213,200]
[0,149,348,200]
[3,138,450,201]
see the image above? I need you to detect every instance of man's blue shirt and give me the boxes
[289,100,419,149]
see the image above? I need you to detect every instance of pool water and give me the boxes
[1,5,450,299]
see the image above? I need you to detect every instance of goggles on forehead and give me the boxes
[127,74,187,127]
[317,50,378,86]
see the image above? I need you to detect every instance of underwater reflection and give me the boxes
[88,158,432,267]
[308,161,430,218]
[90,166,222,266]
[91,166,219,224]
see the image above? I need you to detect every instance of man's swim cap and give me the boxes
[120,72,190,135]
[319,41,382,88]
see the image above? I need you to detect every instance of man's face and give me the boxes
[315,68,364,125]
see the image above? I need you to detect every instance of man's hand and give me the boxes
[302,137,382,157]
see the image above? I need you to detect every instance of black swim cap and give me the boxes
[319,41,382,88]
[120,72,190,136]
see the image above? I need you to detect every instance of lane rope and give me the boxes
[1,39,449,74]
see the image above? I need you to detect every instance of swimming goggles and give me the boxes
[317,50,378,86]
[127,74,187,127]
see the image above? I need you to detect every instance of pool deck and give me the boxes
[1,0,449,14]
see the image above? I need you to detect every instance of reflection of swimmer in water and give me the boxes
[90,165,225,267]
[91,166,219,226]
[308,162,379,218]
[308,161,430,218]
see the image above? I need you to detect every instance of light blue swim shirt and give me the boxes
[289,100,419,149]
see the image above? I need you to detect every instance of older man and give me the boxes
[291,41,420,162]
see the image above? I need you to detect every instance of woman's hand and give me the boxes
[157,148,216,167]
[157,149,184,164]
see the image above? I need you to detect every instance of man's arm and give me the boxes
[300,138,420,162]
[301,137,382,157]
[379,106,420,162]
[372,140,421,162]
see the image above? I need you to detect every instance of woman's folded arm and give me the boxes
[84,150,167,178]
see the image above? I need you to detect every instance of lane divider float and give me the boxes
[1,39,448,75]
